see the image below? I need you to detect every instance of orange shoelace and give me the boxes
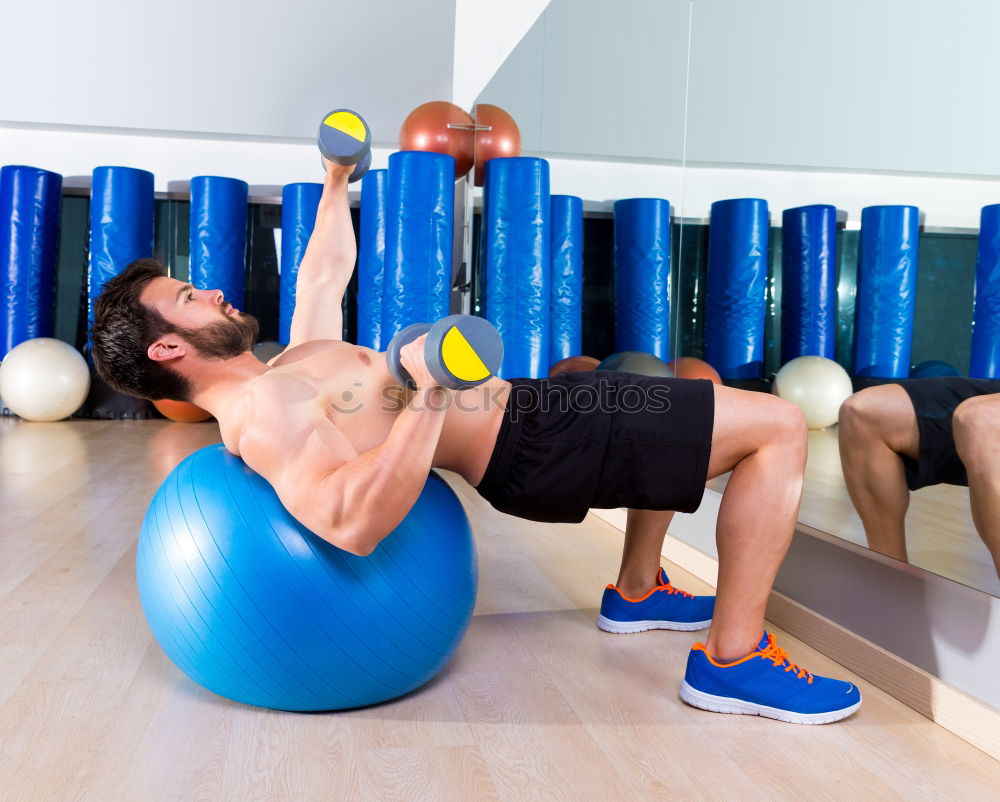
[659,582,693,599]
[759,635,814,683]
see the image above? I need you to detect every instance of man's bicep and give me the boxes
[287,279,346,346]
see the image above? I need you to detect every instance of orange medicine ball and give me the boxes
[666,357,722,384]
[153,399,214,423]
[398,101,475,178]
[549,355,600,377]
[472,103,522,186]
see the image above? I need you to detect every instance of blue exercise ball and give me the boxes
[136,445,477,711]
[909,359,961,378]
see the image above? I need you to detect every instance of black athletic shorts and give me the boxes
[475,371,716,524]
[899,377,1000,490]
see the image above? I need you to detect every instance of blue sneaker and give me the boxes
[681,631,862,724]
[597,569,715,633]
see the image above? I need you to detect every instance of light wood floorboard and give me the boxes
[1,418,997,800]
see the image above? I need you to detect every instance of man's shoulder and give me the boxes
[267,338,346,368]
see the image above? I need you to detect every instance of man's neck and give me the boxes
[187,352,269,418]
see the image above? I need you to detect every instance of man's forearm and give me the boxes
[297,168,357,288]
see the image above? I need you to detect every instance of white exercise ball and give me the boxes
[772,356,853,430]
[0,338,91,422]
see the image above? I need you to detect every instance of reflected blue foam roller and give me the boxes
[549,195,583,365]
[358,169,388,350]
[781,204,838,363]
[190,176,248,312]
[854,205,919,378]
[970,204,1000,378]
[481,157,550,378]
[382,152,454,343]
[613,198,671,360]
[279,183,323,345]
[0,165,63,358]
[88,166,154,334]
[705,198,769,379]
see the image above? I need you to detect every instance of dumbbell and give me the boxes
[386,315,504,390]
[317,108,372,183]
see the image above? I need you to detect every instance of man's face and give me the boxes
[140,276,259,360]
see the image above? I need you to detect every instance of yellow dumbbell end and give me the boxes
[322,110,368,143]
[440,326,491,382]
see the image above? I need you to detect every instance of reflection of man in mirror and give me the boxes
[839,378,1000,578]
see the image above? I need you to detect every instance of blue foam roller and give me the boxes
[781,205,838,363]
[358,169,388,350]
[549,195,583,365]
[705,198,769,379]
[481,157,550,378]
[382,152,454,343]
[854,205,919,378]
[279,183,323,345]
[88,166,154,334]
[136,445,477,711]
[970,204,1000,378]
[0,165,63,359]
[613,198,671,360]
[190,176,248,312]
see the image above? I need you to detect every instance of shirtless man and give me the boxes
[839,380,1000,578]
[90,159,861,725]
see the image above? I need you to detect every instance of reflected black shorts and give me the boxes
[475,371,716,524]
[899,377,1000,490]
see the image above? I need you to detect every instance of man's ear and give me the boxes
[147,337,186,363]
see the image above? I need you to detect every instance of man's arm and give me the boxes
[240,353,450,555]
[286,163,357,347]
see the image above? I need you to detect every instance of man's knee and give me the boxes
[839,385,916,451]
[953,396,1000,465]
[765,395,808,451]
[839,387,890,431]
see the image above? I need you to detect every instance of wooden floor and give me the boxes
[783,430,997,597]
[1,418,997,800]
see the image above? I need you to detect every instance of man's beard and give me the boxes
[178,312,260,360]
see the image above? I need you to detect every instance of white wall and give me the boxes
[542,156,1000,230]
[3,0,999,228]
[472,0,1000,227]
[452,0,551,110]
[4,122,997,230]
[477,0,691,161]
[0,0,546,196]
[481,0,1000,180]
[0,125,394,195]
[687,0,1000,176]
[675,163,1000,230]
[0,0,455,142]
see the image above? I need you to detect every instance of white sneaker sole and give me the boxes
[679,680,862,725]
[596,613,712,633]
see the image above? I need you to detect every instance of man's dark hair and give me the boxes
[90,258,193,402]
